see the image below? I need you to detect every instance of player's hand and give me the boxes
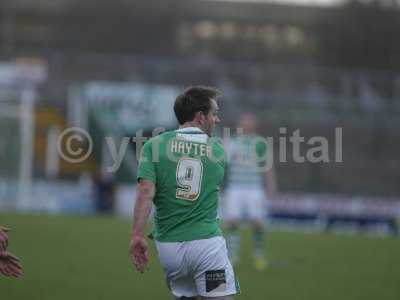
[129,235,149,273]
[0,251,23,278]
[0,226,10,251]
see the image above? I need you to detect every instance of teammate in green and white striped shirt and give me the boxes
[223,113,278,271]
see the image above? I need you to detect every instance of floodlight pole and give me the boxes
[17,87,35,211]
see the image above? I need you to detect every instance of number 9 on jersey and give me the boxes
[176,158,203,201]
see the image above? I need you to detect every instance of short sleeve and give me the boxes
[256,140,267,158]
[255,137,268,168]
[137,140,156,183]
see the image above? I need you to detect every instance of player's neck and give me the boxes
[179,122,203,132]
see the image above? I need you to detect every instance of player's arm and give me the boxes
[257,139,278,199]
[264,165,278,199]
[130,179,155,273]
[0,226,10,251]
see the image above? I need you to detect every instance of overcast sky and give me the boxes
[208,0,345,7]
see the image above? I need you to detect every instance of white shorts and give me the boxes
[222,186,268,222]
[156,236,239,298]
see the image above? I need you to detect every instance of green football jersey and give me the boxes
[137,127,227,242]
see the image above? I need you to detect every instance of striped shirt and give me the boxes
[227,135,268,188]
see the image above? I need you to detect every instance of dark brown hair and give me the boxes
[174,86,220,125]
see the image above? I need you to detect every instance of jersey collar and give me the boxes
[175,127,205,134]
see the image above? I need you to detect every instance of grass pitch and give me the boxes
[1,213,399,300]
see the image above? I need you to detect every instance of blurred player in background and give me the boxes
[223,113,277,271]
[130,86,239,299]
[93,170,116,215]
[0,226,23,278]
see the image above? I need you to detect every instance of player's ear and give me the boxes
[194,111,206,125]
